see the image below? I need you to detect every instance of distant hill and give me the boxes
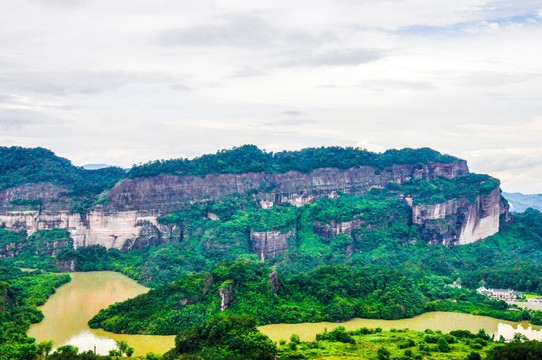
[502,192,542,212]
[82,163,113,170]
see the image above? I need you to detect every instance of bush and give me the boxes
[437,337,450,352]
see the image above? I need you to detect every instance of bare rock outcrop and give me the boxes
[268,269,281,295]
[250,230,294,260]
[103,161,468,212]
[218,282,233,311]
[0,210,167,251]
[313,219,364,239]
[0,159,506,255]
[412,187,501,245]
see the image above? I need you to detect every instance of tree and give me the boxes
[467,352,481,360]
[437,336,450,352]
[486,340,542,360]
[377,346,390,360]
[53,345,79,359]
[114,340,131,356]
[37,341,53,357]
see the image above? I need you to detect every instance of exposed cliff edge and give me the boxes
[0,210,165,252]
[103,160,468,212]
[0,146,507,258]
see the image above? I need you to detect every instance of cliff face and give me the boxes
[0,159,506,258]
[411,186,501,245]
[250,230,294,261]
[0,210,166,251]
[0,183,72,212]
[104,161,468,212]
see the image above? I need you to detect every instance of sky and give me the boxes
[1,1,541,193]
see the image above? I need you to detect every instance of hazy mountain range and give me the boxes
[502,192,542,213]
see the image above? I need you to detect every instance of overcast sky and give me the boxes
[1,1,542,193]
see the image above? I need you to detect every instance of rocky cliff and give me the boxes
[104,160,468,212]
[0,154,506,257]
[0,210,165,251]
[411,186,502,245]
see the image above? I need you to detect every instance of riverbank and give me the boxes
[259,311,542,342]
[28,271,174,356]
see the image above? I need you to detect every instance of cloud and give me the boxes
[313,84,346,89]
[28,0,88,9]
[229,67,268,78]
[157,14,329,49]
[267,119,316,126]
[281,110,305,116]
[0,108,51,129]
[460,71,540,87]
[464,147,542,172]
[362,79,436,91]
[0,94,16,103]
[0,70,188,96]
[279,48,384,67]
[170,84,192,92]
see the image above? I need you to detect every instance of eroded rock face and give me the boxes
[218,286,233,311]
[0,160,504,256]
[250,230,294,261]
[268,270,281,295]
[0,210,167,250]
[0,183,72,212]
[104,161,469,212]
[412,187,501,245]
[313,219,364,239]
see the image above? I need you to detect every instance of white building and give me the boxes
[477,286,523,300]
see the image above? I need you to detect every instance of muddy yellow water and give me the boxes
[28,272,174,356]
[29,271,542,356]
[259,311,542,342]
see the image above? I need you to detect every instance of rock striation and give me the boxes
[103,161,469,212]
[0,159,505,257]
[0,210,165,251]
[411,186,501,245]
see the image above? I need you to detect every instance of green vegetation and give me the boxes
[0,229,73,271]
[0,260,70,360]
[88,259,522,336]
[163,314,276,360]
[83,206,542,335]
[0,146,125,210]
[276,326,542,360]
[127,145,458,178]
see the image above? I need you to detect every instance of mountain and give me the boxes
[502,192,542,213]
[0,145,509,280]
[81,163,115,170]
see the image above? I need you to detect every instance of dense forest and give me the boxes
[0,145,457,191]
[82,207,542,335]
[0,261,70,360]
[88,258,535,336]
[126,145,459,178]
[0,146,125,212]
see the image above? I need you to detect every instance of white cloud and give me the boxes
[0,0,541,192]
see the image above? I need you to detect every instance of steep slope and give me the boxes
[0,146,506,257]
